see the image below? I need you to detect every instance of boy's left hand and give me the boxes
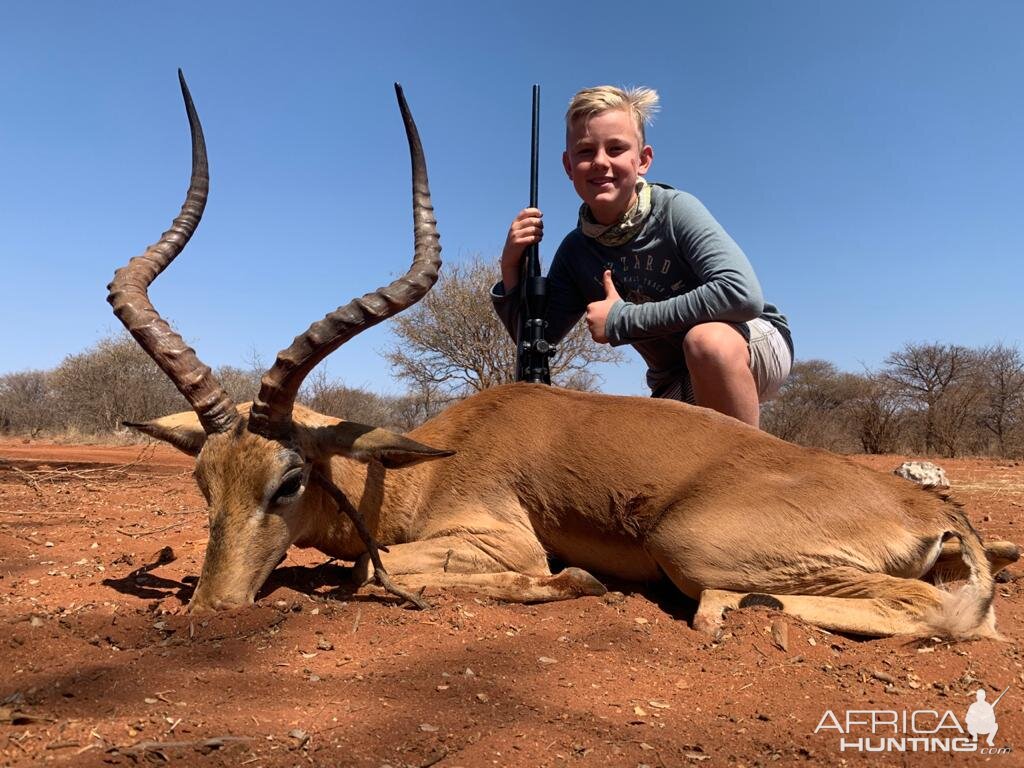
[586,270,621,344]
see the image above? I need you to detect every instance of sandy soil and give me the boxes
[1,437,1022,767]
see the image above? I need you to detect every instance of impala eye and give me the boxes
[273,470,305,505]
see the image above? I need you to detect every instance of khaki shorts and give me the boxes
[746,318,792,402]
[653,318,792,405]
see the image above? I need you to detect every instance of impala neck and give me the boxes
[294,455,420,560]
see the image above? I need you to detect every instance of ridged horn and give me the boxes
[107,70,239,435]
[247,83,441,439]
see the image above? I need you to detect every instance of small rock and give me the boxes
[317,638,334,651]
[871,670,895,685]
[419,723,439,732]
[538,657,557,665]
[475,692,489,703]
[770,618,789,652]
[894,461,949,488]
[601,591,626,605]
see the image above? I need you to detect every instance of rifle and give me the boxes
[515,84,555,383]
[992,686,1011,708]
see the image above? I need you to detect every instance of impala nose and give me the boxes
[188,591,253,613]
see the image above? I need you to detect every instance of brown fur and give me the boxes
[138,385,1017,638]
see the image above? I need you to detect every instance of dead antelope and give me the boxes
[110,73,1017,639]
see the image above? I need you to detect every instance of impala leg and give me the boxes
[926,539,1020,584]
[375,567,607,604]
[355,530,549,579]
[353,534,606,604]
[693,572,996,639]
[693,587,938,637]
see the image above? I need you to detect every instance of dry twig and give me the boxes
[115,523,185,538]
[313,470,429,610]
[110,735,251,757]
[9,444,159,487]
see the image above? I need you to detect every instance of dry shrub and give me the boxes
[46,334,188,434]
[0,370,54,434]
[385,255,624,400]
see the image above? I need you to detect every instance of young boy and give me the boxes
[491,85,792,428]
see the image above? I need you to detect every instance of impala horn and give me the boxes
[247,83,442,439]
[107,70,240,435]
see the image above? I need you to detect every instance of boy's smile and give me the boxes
[563,108,653,226]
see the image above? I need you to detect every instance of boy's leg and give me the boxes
[683,323,760,427]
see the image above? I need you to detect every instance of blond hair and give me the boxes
[565,85,660,145]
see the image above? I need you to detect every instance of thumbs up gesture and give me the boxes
[586,270,622,344]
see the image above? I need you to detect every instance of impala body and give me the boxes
[111,73,1017,638]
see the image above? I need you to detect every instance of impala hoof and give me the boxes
[551,567,607,598]
[352,553,373,586]
[692,612,724,640]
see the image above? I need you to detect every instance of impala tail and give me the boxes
[929,512,998,639]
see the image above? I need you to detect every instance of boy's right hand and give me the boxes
[500,208,543,291]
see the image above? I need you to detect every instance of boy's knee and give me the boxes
[682,323,749,370]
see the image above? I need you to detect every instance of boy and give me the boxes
[491,85,792,428]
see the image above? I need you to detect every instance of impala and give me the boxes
[109,72,1017,638]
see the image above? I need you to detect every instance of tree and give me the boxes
[760,360,863,450]
[298,368,410,431]
[385,255,624,401]
[48,333,187,433]
[213,365,264,407]
[847,373,906,455]
[975,344,1024,457]
[882,342,981,456]
[0,370,53,433]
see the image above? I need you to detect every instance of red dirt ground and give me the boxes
[1,438,1022,767]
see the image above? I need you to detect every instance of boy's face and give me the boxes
[563,108,653,225]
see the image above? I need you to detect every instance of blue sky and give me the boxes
[2,2,1021,397]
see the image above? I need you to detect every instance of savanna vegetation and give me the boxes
[2,256,1020,457]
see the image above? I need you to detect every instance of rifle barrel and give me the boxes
[992,686,1011,708]
[529,84,539,210]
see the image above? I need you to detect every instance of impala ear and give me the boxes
[311,422,455,468]
[125,411,207,457]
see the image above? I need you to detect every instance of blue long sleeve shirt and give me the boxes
[492,184,792,394]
